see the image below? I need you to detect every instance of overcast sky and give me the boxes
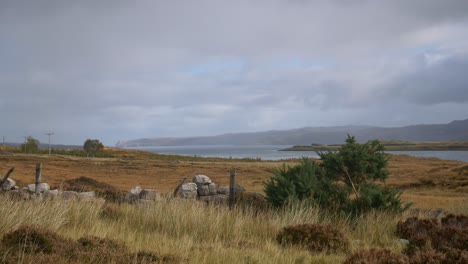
[1,0,468,145]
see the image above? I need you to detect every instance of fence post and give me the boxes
[229,169,236,210]
[35,163,42,194]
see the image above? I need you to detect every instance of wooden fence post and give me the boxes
[229,169,236,210]
[35,163,42,194]
[0,167,15,189]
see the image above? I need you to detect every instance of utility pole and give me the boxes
[1,136,5,153]
[23,136,27,154]
[45,132,54,156]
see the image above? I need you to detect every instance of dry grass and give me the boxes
[3,195,457,264]
[0,148,467,263]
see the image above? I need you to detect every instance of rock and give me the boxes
[208,183,217,195]
[62,191,79,200]
[217,184,245,195]
[197,185,211,196]
[1,178,16,191]
[43,189,60,200]
[125,193,140,204]
[27,183,50,193]
[178,183,198,199]
[217,186,229,195]
[199,194,228,204]
[192,175,212,184]
[130,186,142,195]
[79,191,95,201]
[139,189,161,201]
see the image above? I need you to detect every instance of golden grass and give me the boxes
[0,148,467,263]
[4,196,455,264]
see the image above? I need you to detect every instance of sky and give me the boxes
[1,0,468,146]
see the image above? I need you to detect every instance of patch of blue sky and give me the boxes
[411,44,440,55]
[269,57,326,71]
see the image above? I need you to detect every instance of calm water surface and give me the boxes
[133,145,468,162]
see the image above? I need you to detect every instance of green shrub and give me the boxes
[264,136,411,215]
[343,248,408,264]
[264,158,321,207]
[276,224,349,253]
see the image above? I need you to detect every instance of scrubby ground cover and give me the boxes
[0,146,467,263]
[0,194,466,264]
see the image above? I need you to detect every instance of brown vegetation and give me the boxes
[276,224,350,253]
[0,225,176,264]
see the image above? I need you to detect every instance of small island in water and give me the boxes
[280,140,468,151]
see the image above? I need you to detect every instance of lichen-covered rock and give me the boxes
[197,185,210,196]
[129,186,142,195]
[192,175,212,184]
[1,178,16,191]
[178,183,197,199]
[79,191,96,201]
[27,183,50,193]
[208,183,217,195]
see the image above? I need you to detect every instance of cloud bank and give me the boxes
[1,0,468,145]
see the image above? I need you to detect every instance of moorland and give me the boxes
[0,146,467,263]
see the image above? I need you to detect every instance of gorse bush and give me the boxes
[276,224,350,253]
[264,135,411,215]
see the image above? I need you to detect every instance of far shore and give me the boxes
[280,140,468,151]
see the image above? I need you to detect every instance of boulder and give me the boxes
[1,178,16,191]
[62,191,79,200]
[217,186,229,195]
[130,186,142,195]
[27,183,50,193]
[139,189,161,201]
[43,189,59,200]
[208,183,217,195]
[79,191,95,201]
[178,183,198,199]
[197,185,210,196]
[217,184,245,195]
[192,175,212,184]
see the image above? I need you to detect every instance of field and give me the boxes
[1,148,467,263]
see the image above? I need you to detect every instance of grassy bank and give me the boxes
[2,196,466,264]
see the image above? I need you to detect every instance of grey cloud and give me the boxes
[1,0,468,145]
[384,54,468,105]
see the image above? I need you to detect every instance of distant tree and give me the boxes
[83,139,104,157]
[20,136,39,154]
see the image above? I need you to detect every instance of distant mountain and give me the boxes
[116,118,468,147]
